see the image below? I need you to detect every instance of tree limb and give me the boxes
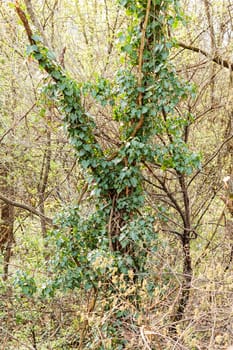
[15,1,34,44]
[24,0,49,47]
[131,0,151,139]
[0,192,53,225]
[178,41,233,71]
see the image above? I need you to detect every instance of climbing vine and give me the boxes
[15,0,200,346]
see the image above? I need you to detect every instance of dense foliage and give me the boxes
[15,0,197,297]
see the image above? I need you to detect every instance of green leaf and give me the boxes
[141,106,149,114]
[130,177,138,187]
[51,70,62,80]
[47,50,56,60]
[26,45,38,55]
[31,34,42,42]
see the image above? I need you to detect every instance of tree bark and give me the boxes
[172,174,193,325]
[0,162,14,281]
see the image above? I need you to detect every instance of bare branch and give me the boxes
[0,103,36,143]
[0,192,53,225]
[189,133,233,186]
[178,41,233,71]
[24,0,49,47]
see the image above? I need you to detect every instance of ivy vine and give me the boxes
[15,0,201,345]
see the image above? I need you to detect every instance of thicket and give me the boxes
[0,0,233,349]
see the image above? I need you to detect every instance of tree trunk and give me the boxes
[172,174,193,325]
[0,163,14,281]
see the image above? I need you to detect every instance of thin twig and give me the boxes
[195,206,226,267]
[189,133,233,187]
[0,326,35,350]
[140,326,153,350]
[0,103,36,143]
[108,195,116,251]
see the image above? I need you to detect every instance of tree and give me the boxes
[15,0,201,344]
